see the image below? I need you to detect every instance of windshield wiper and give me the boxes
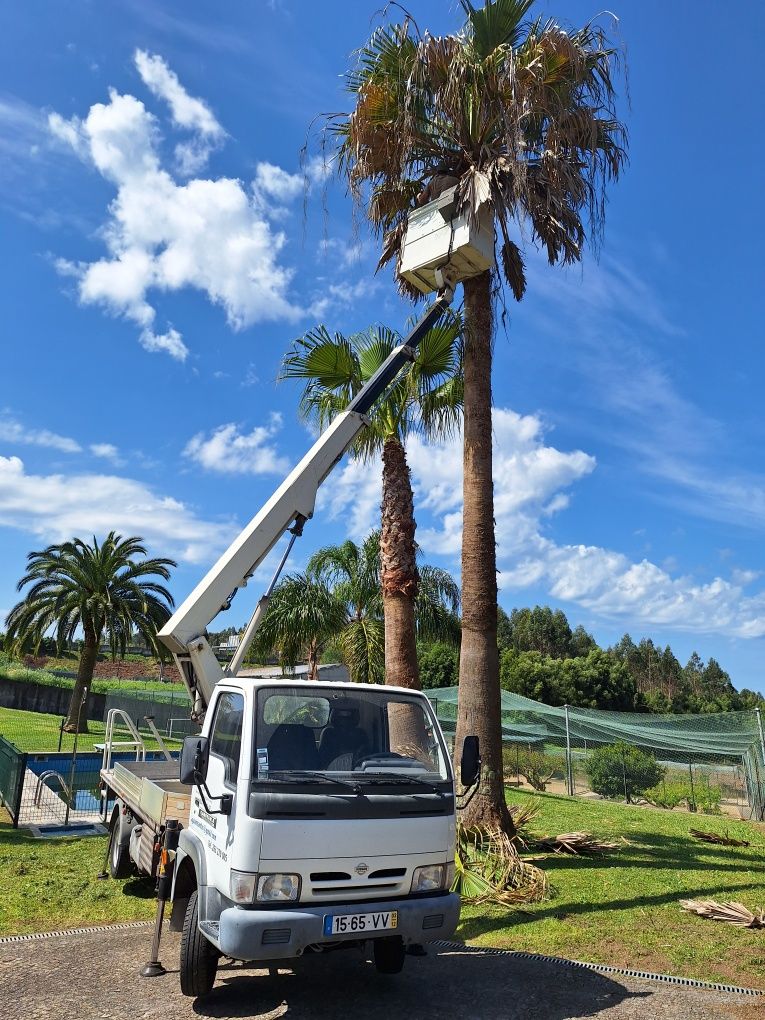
[359,772,447,796]
[264,770,363,793]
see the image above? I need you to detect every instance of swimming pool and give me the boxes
[23,750,178,818]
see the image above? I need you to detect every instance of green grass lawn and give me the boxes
[1,788,763,986]
[0,706,182,753]
[458,788,765,988]
[0,811,156,935]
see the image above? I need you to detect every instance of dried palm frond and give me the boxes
[507,800,541,850]
[454,821,548,906]
[690,829,751,848]
[680,899,765,928]
[534,831,627,856]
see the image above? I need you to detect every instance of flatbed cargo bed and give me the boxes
[101,759,191,830]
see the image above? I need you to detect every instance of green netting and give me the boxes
[426,687,765,820]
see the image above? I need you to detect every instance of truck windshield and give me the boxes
[253,686,450,784]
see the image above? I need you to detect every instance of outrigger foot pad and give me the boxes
[140,961,167,978]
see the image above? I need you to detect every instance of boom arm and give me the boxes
[158,278,455,716]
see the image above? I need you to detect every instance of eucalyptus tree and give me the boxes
[6,533,175,731]
[281,315,462,691]
[255,533,460,685]
[330,0,626,828]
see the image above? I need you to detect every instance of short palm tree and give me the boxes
[330,0,627,830]
[255,533,460,684]
[6,533,176,731]
[281,316,462,691]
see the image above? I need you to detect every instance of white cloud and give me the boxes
[134,49,224,175]
[305,154,333,185]
[0,414,81,454]
[253,162,302,203]
[318,237,367,268]
[49,63,306,359]
[184,415,289,476]
[89,443,122,464]
[317,405,765,640]
[140,327,189,361]
[0,455,236,564]
[317,454,383,544]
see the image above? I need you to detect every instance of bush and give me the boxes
[644,778,722,814]
[585,742,665,802]
[503,745,561,791]
[418,642,459,690]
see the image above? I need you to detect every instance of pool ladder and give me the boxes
[34,770,72,813]
[101,709,148,771]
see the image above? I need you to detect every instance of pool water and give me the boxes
[24,750,178,818]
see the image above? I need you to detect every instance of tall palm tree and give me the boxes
[6,533,176,731]
[281,316,462,692]
[255,533,460,685]
[330,0,627,829]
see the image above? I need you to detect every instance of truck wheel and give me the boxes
[180,889,219,998]
[373,935,406,974]
[107,811,131,879]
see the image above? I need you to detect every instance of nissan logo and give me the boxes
[354,862,369,875]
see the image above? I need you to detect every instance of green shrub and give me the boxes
[644,778,722,814]
[585,742,665,802]
[502,745,561,791]
[644,780,688,809]
[418,642,459,690]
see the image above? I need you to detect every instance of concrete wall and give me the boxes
[0,676,106,720]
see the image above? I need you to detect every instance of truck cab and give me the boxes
[171,678,460,993]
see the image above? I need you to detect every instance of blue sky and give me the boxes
[2,1,765,692]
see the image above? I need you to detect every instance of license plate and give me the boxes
[323,910,398,937]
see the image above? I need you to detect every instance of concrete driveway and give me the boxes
[0,924,759,1020]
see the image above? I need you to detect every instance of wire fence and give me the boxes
[3,681,764,824]
[0,690,196,828]
[428,688,765,821]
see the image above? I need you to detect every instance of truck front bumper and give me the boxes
[214,893,460,961]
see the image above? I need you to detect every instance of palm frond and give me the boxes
[680,899,765,929]
[454,821,547,905]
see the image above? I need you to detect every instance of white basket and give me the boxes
[399,186,494,294]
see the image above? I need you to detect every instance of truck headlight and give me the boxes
[257,873,300,902]
[410,864,446,893]
[230,870,258,904]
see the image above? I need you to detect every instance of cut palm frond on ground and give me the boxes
[690,829,751,848]
[507,800,541,849]
[533,831,627,856]
[454,822,548,905]
[680,899,765,928]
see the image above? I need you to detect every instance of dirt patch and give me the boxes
[23,654,183,683]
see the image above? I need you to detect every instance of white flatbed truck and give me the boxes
[99,267,481,998]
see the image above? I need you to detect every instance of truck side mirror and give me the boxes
[180,735,209,786]
[460,735,480,787]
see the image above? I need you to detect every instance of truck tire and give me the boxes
[108,810,131,879]
[373,934,406,974]
[180,889,219,998]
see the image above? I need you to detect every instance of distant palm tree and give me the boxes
[281,316,461,691]
[331,0,627,830]
[255,533,460,684]
[6,533,175,731]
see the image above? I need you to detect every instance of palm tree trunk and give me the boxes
[381,436,420,690]
[308,640,319,681]
[455,271,513,834]
[380,436,428,754]
[64,627,97,733]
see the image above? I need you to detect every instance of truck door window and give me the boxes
[210,692,244,783]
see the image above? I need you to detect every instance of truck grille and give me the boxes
[308,866,408,899]
[262,928,291,945]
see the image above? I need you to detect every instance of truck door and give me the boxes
[194,691,243,894]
